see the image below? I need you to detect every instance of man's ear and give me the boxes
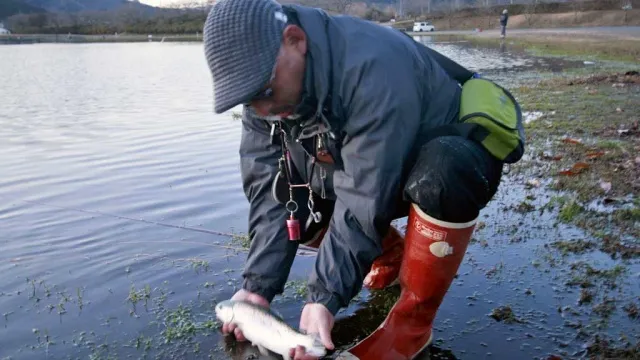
[282,24,307,54]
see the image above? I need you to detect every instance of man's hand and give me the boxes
[221,289,269,341]
[289,303,335,360]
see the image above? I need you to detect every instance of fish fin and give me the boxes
[257,345,269,356]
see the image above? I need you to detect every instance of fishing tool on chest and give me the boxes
[272,122,329,242]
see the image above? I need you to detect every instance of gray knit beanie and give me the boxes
[203,0,288,114]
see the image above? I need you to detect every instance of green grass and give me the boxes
[231,232,251,249]
[512,71,640,253]
[558,200,583,223]
[463,35,640,63]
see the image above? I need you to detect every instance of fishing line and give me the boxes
[0,195,321,254]
[0,194,239,238]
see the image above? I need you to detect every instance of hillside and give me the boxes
[0,0,160,22]
[3,0,639,35]
[0,0,46,19]
[25,0,146,12]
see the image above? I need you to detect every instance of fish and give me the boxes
[215,300,327,360]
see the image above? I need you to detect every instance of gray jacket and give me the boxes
[500,13,509,26]
[239,5,463,315]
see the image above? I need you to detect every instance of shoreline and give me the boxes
[0,33,203,45]
[3,25,639,45]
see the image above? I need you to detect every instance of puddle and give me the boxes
[524,111,546,124]
[585,194,638,214]
[415,35,588,86]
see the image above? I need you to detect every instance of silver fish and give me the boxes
[215,300,327,360]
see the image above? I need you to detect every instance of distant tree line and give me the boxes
[398,0,636,19]
[3,0,637,34]
[5,6,210,34]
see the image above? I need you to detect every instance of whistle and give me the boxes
[287,215,300,241]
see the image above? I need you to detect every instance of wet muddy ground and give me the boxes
[0,39,638,360]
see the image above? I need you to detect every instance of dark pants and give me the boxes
[402,136,503,223]
[299,136,503,244]
[501,25,506,37]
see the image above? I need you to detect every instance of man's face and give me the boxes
[249,24,307,119]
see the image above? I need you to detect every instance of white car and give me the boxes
[413,21,435,32]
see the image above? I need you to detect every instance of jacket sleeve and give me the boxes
[239,106,298,302]
[306,55,422,315]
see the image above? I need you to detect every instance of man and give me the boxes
[203,0,524,359]
[500,9,509,38]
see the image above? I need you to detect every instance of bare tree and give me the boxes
[474,0,492,29]
[621,0,632,24]
[396,0,404,19]
[445,0,456,29]
[416,0,431,16]
[569,0,584,24]
[334,0,353,14]
[523,0,539,27]
[47,12,61,39]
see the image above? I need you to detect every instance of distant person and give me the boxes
[500,9,509,38]
[202,0,525,359]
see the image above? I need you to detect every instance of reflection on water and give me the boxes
[413,35,586,89]
[0,40,631,360]
[413,35,582,75]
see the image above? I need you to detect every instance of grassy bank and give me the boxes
[511,70,640,258]
[424,10,640,31]
[463,33,640,63]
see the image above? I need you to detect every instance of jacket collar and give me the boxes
[283,5,336,140]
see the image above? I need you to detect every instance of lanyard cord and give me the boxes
[278,122,317,189]
[277,121,325,225]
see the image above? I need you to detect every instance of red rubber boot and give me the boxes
[363,227,404,290]
[339,203,477,360]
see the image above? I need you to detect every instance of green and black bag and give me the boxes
[415,41,526,164]
[458,78,524,164]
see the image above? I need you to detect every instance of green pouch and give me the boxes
[459,78,525,164]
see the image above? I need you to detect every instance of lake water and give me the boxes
[1,38,633,360]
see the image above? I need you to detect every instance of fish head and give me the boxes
[302,334,327,358]
[215,300,235,323]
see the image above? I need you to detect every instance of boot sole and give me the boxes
[410,332,433,360]
[336,331,433,359]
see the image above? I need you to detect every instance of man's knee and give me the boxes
[403,136,503,223]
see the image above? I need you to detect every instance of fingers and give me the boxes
[234,327,246,342]
[221,322,246,342]
[221,322,233,335]
[292,345,320,360]
[247,293,270,308]
[319,325,335,350]
[222,322,236,334]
